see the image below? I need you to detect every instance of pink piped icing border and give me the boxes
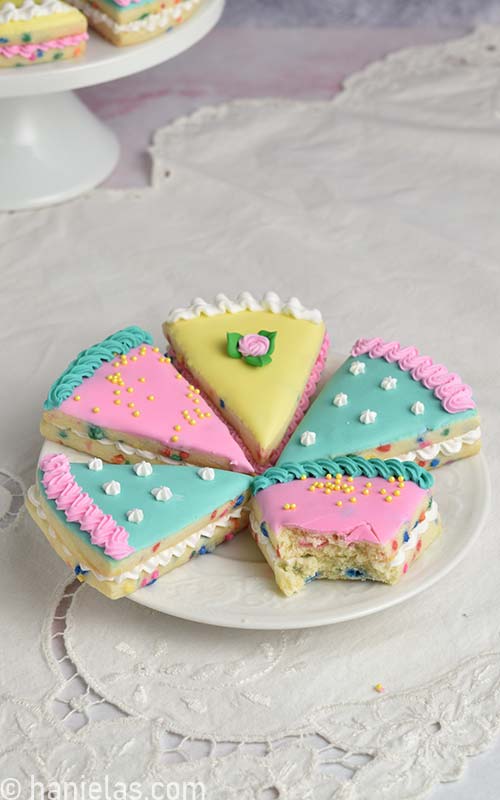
[351,337,475,414]
[0,33,88,60]
[170,332,330,473]
[40,453,134,560]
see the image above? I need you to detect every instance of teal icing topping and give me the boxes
[278,353,477,465]
[43,326,153,410]
[39,461,252,562]
[252,455,434,495]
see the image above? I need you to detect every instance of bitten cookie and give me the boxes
[27,452,251,598]
[250,456,440,595]
[0,0,87,67]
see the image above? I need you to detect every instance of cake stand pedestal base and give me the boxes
[0,91,119,211]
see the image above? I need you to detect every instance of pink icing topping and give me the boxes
[57,344,253,474]
[351,337,475,413]
[238,334,270,358]
[255,475,429,545]
[0,33,88,61]
[40,453,133,560]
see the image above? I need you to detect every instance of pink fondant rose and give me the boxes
[238,334,270,358]
[226,330,277,367]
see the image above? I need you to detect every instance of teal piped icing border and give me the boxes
[43,326,153,410]
[252,455,434,495]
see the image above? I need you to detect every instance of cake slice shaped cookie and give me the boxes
[279,337,480,470]
[27,451,252,599]
[0,0,87,68]
[250,456,440,596]
[163,292,329,469]
[41,326,253,474]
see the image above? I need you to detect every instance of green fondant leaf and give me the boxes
[258,330,277,356]
[244,354,272,367]
[226,332,243,359]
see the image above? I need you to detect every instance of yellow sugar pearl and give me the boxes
[325,489,332,495]
[119,381,125,386]
[165,357,171,363]
[385,495,393,503]
[291,503,296,509]
[171,435,179,442]
[147,395,155,401]
[349,497,357,503]
[300,475,307,481]
[189,384,195,390]
[159,357,166,363]
[174,424,181,431]
[194,388,200,394]
[189,420,196,425]
[92,407,100,413]
[325,474,332,480]
[336,500,343,507]
[335,473,342,480]
[114,390,121,395]
[128,402,135,409]
[115,372,121,377]
[132,410,140,417]
[187,392,194,399]
[138,377,146,383]
[347,476,354,482]
[131,356,138,361]
[308,486,316,492]
[113,362,120,367]
[380,489,387,495]
[206,412,212,417]
[397,475,404,482]
[333,485,340,491]
[176,373,182,379]
[398,482,405,488]
[153,347,160,353]
[193,398,200,404]
[127,387,134,393]
[388,476,396,483]
[73,395,80,401]
[394,490,401,497]
[362,489,370,495]
[283,503,290,510]
[365,481,373,488]
[114,399,121,406]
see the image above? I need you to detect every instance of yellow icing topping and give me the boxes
[165,310,326,459]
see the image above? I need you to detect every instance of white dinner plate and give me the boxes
[36,352,489,630]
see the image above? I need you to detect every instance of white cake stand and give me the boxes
[0,0,224,211]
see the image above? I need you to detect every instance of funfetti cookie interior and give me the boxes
[27,453,251,599]
[41,326,253,474]
[279,337,480,470]
[0,0,88,68]
[163,292,329,469]
[250,456,441,596]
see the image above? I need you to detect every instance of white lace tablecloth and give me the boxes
[1,26,500,799]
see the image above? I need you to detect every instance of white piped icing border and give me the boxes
[0,0,72,22]
[390,500,439,567]
[28,484,243,585]
[166,291,323,324]
[396,426,480,463]
[70,0,199,33]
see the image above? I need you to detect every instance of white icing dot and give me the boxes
[88,457,103,471]
[197,467,215,481]
[127,508,144,523]
[349,360,366,376]
[359,409,377,424]
[151,486,173,502]
[411,401,425,415]
[300,431,316,446]
[380,376,397,391]
[103,480,121,495]
[333,392,348,407]
[133,461,153,477]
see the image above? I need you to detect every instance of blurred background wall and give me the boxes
[222,0,500,27]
